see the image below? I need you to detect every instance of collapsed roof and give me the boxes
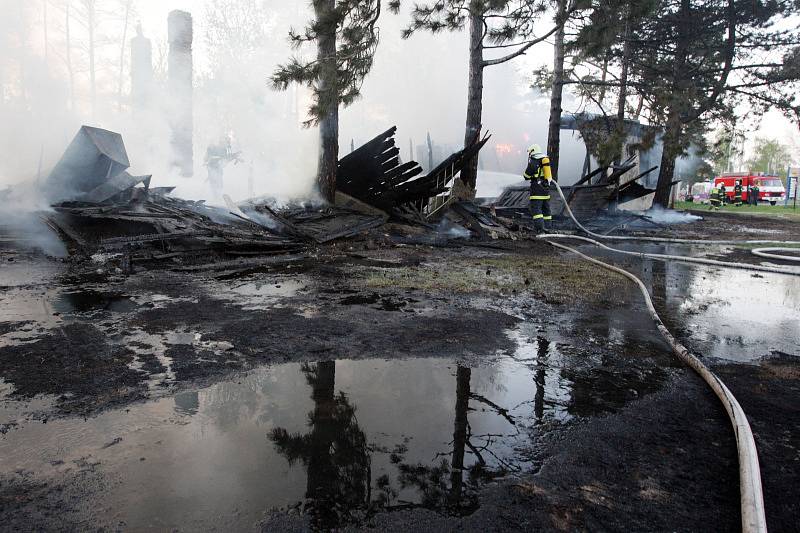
[46,126,137,203]
[39,125,493,271]
[337,127,490,217]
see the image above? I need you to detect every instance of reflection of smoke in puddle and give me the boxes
[0,356,552,529]
[0,338,676,530]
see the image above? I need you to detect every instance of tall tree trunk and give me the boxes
[43,0,49,64]
[65,3,75,111]
[88,1,96,118]
[654,111,681,207]
[456,10,484,199]
[546,0,567,180]
[653,0,691,208]
[598,55,609,105]
[117,0,132,111]
[315,0,338,203]
[614,14,631,165]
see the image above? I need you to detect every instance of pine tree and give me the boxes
[556,0,800,206]
[395,0,570,199]
[633,0,800,206]
[272,1,383,202]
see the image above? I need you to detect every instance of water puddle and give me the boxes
[212,276,310,310]
[576,242,800,361]
[0,337,591,530]
[117,328,239,390]
[53,290,138,314]
[0,287,139,337]
[0,259,63,289]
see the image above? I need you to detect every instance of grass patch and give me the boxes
[357,253,627,304]
[675,200,800,218]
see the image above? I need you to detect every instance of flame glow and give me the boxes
[495,143,513,155]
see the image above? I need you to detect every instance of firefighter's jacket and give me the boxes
[524,153,553,199]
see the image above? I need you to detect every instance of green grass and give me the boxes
[675,200,800,218]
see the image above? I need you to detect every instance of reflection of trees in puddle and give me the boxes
[391,365,505,515]
[268,361,520,528]
[269,361,371,530]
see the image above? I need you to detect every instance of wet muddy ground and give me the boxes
[1,211,799,531]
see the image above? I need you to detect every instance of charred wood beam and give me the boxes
[338,127,490,214]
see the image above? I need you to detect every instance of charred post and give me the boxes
[130,23,153,113]
[168,10,194,178]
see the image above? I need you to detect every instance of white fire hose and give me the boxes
[750,247,800,263]
[533,181,770,533]
[542,181,800,277]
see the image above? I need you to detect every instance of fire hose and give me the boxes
[750,247,800,263]
[533,181,772,533]
[542,181,800,277]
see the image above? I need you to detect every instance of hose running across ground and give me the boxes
[533,181,771,532]
[750,247,800,263]
[545,183,800,277]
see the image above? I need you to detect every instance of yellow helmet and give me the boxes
[528,143,542,155]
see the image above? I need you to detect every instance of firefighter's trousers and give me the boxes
[529,179,552,231]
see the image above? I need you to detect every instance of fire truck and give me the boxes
[713,173,787,205]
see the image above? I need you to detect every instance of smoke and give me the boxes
[436,218,471,239]
[0,183,67,257]
[646,205,702,224]
[0,0,581,218]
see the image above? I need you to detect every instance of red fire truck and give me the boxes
[713,173,787,205]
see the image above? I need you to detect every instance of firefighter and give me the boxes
[734,180,743,206]
[719,183,727,205]
[523,144,553,232]
[750,183,760,205]
[205,134,242,199]
[709,185,721,210]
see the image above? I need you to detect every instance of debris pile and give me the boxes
[42,127,299,269]
[239,200,388,244]
[337,127,490,219]
[46,194,301,269]
[32,124,497,271]
[493,155,667,221]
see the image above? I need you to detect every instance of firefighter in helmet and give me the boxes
[709,184,721,210]
[719,183,727,204]
[523,144,553,232]
[734,180,743,206]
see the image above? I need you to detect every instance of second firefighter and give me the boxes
[524,144,553,232]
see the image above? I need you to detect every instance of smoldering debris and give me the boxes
[11,123,705,273]
[21,124,499,272]
[492,154,678,229]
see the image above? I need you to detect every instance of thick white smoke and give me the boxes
[0,0,586,214]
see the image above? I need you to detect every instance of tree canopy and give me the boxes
[747,137,793,175]
[272,0,382,126]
